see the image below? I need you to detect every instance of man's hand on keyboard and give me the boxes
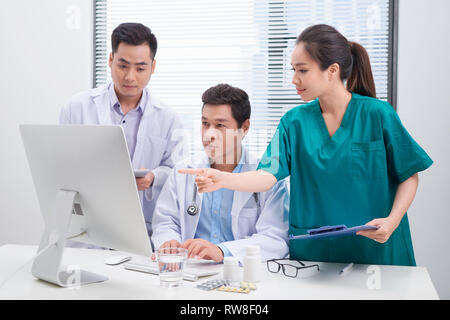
[181,239,224,262]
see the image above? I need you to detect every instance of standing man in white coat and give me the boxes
[151,84,289,263]
[60,23,184,240]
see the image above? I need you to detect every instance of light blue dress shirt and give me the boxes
[194,152,245,257]
[108,83,147,161]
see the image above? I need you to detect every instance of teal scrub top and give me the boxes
[258,93,433,266]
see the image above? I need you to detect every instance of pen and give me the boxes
[339,262,354,275]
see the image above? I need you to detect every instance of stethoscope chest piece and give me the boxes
[187,203,199,216]
[187,183,200,216]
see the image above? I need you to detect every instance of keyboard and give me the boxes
[123,258,222,282]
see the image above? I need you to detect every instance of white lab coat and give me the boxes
[151,149,290,263]
[59,83,185,237]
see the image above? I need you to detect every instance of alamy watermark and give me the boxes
[366,265,382,290]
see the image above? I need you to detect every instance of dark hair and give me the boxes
[111,23,157,59]
[296,24,376,98]
[201,84,251,128]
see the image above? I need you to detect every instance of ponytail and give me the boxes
[297,24,377,98]
[347,41,376,98]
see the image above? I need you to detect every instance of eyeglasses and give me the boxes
[266,259,320,278]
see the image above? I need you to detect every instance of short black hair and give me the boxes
[201,84,251,128]
[111,23,157,59]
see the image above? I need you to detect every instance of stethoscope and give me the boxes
[187,183,200,216]
[186,183,260,216]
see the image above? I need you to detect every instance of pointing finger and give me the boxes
[178,168,206,175]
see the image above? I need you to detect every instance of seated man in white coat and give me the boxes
[151,84,289,263]
[60,23,184,239]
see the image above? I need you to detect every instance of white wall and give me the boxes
[397,0,450,299]
[0,0,449,299]
[0,1,93,245]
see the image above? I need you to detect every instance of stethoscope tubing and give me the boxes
[186,183,260,216]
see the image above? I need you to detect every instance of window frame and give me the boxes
[92,0,399,111]
[388,0,399,110]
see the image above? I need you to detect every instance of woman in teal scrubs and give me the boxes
[180,24,433,266]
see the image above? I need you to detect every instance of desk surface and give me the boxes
[0,244,439,300]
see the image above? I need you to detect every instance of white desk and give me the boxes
[0,244,439,300]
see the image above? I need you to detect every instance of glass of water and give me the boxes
[156,247,188,287]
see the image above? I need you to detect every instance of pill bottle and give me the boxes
[223,257,240,283]
[243,245,261,283]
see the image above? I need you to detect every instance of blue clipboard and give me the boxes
[288,224,379,241]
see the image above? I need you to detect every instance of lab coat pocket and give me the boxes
[351,140,387,179]
[289,226,330,262]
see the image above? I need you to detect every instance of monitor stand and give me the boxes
[31,189,108,287]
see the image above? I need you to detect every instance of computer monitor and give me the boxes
[19,124,153,287]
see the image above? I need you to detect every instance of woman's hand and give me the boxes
[356,217,400,244]
[358,174,419,244]
[178,168,226,193]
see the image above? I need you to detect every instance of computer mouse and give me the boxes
[104,254,132,265]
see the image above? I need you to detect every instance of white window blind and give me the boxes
[95,0,393,157]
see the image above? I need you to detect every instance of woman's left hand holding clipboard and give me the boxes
[357,218,399,244]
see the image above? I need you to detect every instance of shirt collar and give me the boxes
[108,82,147,113]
